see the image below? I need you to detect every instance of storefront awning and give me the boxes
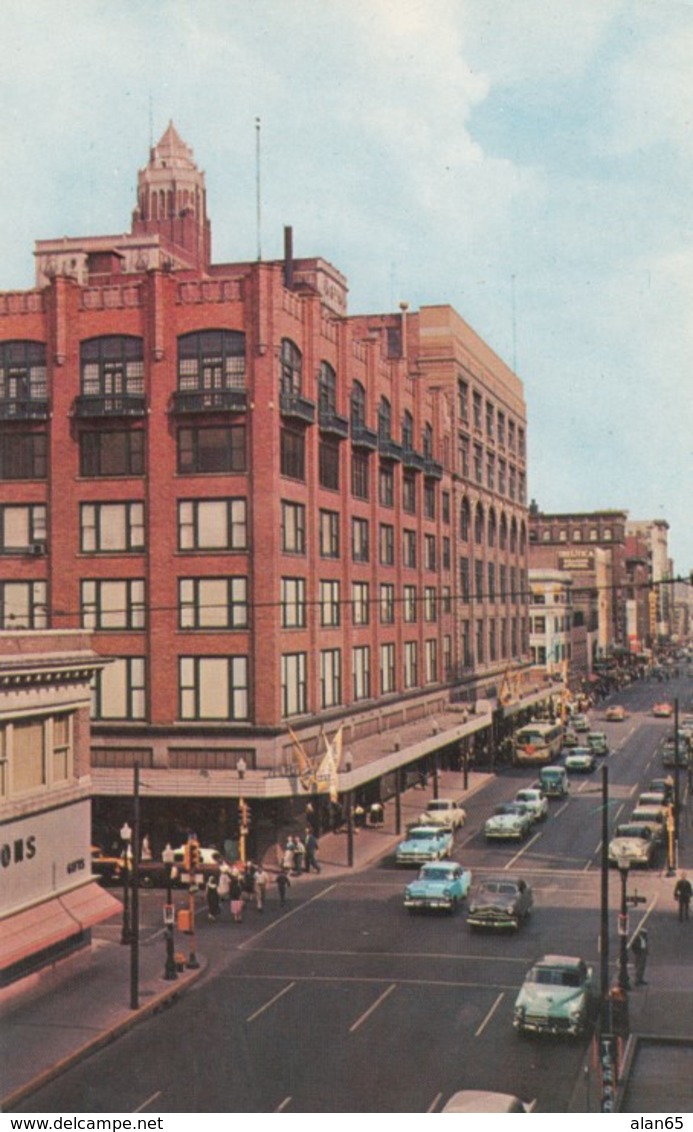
[1,882,120,972]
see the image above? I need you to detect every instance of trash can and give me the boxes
[177,908,192,933]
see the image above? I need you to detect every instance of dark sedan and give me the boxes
[466,877,533,931]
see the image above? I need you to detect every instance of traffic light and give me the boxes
[239,799,251,834]
[189,838,201,872]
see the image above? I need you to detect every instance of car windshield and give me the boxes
[422,868,452,881]
[495,803,524,816]
[530,967,582,987]
[615,825,650,839]
[427,802,450,812]
[479,882,517,896]
[408,829,437,841]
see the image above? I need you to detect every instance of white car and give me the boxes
[564,747,596,774]
[514,787,548,822]
[418,798,466,829]
[484,802,533,841]
[442,1091,536,1113]
[608,822,656,868]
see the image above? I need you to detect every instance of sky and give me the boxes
[2,0,692,571]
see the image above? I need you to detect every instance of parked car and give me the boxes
[467,876,533,931]
[629,806,668,846]
[539,764,569,799]
[513,954,594,1037]
[418,798,466,829]
[652,702,673,718]
[404,860,472,913]
[170,845,229,885]
[395,825,453,866]
[608,822,656,868]
[572,713,590,732]
[586,731,609,756]
[662,741,690,769]
[484,802,534,841]
[649,776,674,804]
[605,705,627,722]
[514,787,548,822]
[637,791,670,809]
[564,747,596,774]
[441,1091,536,1113]
[91,847,166,888]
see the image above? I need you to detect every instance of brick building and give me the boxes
[0,124,529,846]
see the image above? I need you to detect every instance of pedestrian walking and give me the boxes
[304,829,321,873]
[292,836,305,875]
[229,872,244,922]
[674,871,692,921]
[206,874,220,922]
[255,866,268,911]
[276,868,291,906]
[630,928,649,986]
[283,836,296,873]
[218,864,231,905]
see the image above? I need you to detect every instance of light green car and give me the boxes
[514,954,594,1038]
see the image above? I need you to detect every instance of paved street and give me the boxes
[5,676,692,1113]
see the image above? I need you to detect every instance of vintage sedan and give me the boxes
[630,806,668,846]
[652,702,673,718]
[467,876,533,931]
[395,824,453,866]
[484,801,533,841]
[571,713,590,732]
[404,861,472,913]
[562,728,580,748]
[513,954,594,1037]
[418,798,466,829]
[608,822,656,868]
[564,747,596,774]
[586,731,609,756]
[605,705,627,722]
[514,787,548,822]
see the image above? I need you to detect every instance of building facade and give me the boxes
[0,125,529,844]
[626,519,672,642]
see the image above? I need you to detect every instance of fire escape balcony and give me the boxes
[378,436,403,462]
[424,457,444,480]
[73,394,147,418]
[171,389,248,414]
[279,392,316,424]
[350,422,378,450]
[318,407,350,439]
[0,398,50,420]
[401,446,426,472]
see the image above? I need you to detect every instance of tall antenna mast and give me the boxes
[255,117,262,261]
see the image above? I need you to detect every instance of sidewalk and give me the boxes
[0,768,490,1112]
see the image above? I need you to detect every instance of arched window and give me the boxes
[510,517,518,553]
[178,330,246,391]
[422,422,433,459]
[351,381,366,428]
[488,507,497,548]
[318,362,337,414]
[519,521,527,555]
[280,339,302,397]
[402,410,414,451]
[500,512,508,551]
[81,336,144,397]
[474,502,485,544]
[460,497,470,541]
[378,397,392,441]
[0,340,47,404]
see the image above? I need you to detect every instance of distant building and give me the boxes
[527,568,585,686]
[626,519,671,642]
[0,124,530,850]
[0,632,116,993]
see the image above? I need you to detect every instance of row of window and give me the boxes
[458,378,526,457]
[531,526,619,544]
[457,434,526,501]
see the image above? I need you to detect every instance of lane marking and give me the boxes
[239,945,533,963]
[246,981,296,1022]
[427,1092,443,1113]
[133,1092,161,1113]
[504,831,542,870]
[238,882,338,949]
[275,1097,292,1112]
[474,992,504,1037]
[554,801,570,818]
[349,983,396,1032]
[221,972,524,991]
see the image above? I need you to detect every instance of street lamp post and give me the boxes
[162,843,178,981]
[616,855,631,992]
[119,822,132,946]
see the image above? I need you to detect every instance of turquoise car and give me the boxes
[514,954,594,1037]
[395,824,453,866]
[404,861,472,913]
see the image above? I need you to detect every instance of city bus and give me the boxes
[513,721,564,767]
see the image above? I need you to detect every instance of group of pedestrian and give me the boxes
[205,860,270,922]
[282,830,321,875]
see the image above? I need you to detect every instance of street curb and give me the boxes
[1,964,204,1112]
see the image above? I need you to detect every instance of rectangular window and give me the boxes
[403,585,417,623]
[177,426,246,474]
[352,517,370,563]
[424,587,437,622]
[425,639,438,684]
[92,657,146,720]
[459,434,470,478]
[380,583,395,624]
[179,577,248,629]
[442,491,450,524]
[80,502,143,553]
[319,510,340,558]
[489,618,497,661]
[473,444,483,484]
[404,641,418,689]
[320,649,342,709]
[460,557,470,602]
[475,559,484,601]
[458,379,469,422]
[500,565,507,601]
[501,618,508,659]
[81,579,146,630]
[442,537,450,571]
[320,580,341,627]
[473,391,482,430]
[508,419,516,452]
[0,431,47,480]
[179,656,249,720]
[380,642,395,694]
[442,585,451,614]
[476,619,484,664]
[402,471,416,514]
[423,481,435,520]
[462,620,471,667]
[80,430,144,478]
[498,459,506,495]
[178,498,247,551]
[282,652,307,716]
[497,412,505,446]
[11,720,46,794]
[403,529,417,568]
[443,634,452,678]
[318,437,340,490]
[52,714,72,783]
[281,577,307,628]
[352,581,370,626]
[352,645,371,701]
[379,464,394,507]
[351,451,369,500]
[0,581,47,629]
[509,465,516,501]
[424,534,436,571]
[487,562,496,602]
[282,501,306,554]
[0,504,46,551]
[486,401,494,438]
[280,427,305,480]
[379,523,394,566]
[486,453,495,491]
